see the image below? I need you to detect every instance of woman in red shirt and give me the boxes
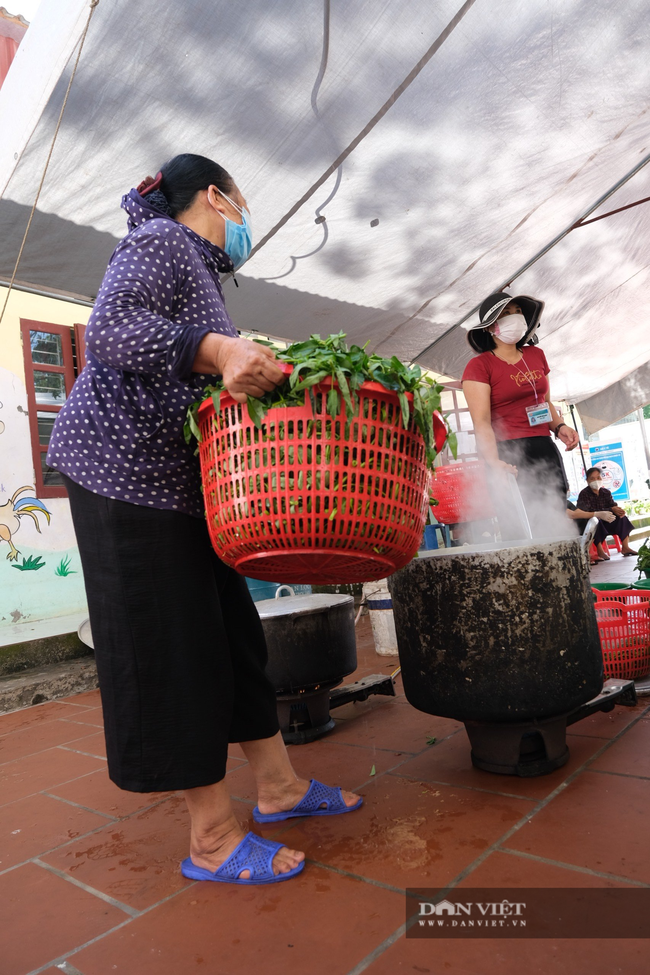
[462,291,580,535]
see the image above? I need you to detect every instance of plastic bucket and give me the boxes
[362,579,398,656]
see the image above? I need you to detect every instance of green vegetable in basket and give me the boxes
[185,332,455,469]
[634,539,650,578]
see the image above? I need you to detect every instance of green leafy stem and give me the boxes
[185,332,457,469]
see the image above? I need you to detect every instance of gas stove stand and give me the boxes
[277,673,397,745]
[464,679,637,776]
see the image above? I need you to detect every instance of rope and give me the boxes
[0,0,99,328]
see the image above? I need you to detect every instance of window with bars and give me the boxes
[20,319,86,498]
[439,383,478,463]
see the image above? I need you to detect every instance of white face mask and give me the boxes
[589,479,603,492]
[493,313,527,345]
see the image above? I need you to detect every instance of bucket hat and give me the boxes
[465,291,544,353]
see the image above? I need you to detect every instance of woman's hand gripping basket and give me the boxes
[192,335,453,584]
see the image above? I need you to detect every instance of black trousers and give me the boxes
[574,515,635,545]
[64,476,279,793]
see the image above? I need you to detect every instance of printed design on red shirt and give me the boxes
[511,368,544,388]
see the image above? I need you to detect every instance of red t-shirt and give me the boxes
[461,347,551,441]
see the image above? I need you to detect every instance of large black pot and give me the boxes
[256,593,357,694]
[388,536,603,723]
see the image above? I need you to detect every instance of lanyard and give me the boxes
[516,353,539,403]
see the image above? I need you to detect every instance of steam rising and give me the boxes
[437,458,579,547]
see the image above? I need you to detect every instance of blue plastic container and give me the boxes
[422,525,439,550]
[421,523,451,550]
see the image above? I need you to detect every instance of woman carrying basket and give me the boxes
[47,154,361,886]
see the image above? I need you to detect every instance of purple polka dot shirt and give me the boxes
[47,189,237,517]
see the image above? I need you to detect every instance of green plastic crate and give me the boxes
[591,582,631,591]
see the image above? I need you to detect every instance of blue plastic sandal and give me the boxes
[180,832,304,885]
[252,779,363,824]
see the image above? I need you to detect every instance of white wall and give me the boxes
[0,286,90,631]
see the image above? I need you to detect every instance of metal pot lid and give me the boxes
[78,618,94,649]
[255,593,353,619]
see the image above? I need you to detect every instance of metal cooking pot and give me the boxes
[388,531,603,722]
[255,593,357,694]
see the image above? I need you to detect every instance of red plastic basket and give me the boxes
[430,461,496,525]
[198,379,430,584]
[593,592,650,680]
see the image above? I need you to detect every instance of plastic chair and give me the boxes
[590,536,622,562]
[604,534,623,554]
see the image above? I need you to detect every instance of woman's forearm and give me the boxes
[192,333,231,375]
[473,419,502,465]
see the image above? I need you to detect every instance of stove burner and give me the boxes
[276,683,339,745]
[277,674,398,745]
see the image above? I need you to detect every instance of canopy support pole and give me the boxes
[570,404,588,474]
[637,408,650,477]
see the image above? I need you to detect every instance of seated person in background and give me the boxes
[567,502,616,565]
[573,468,637,560]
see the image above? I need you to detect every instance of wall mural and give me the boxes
[0,485,51,564]
[1,340,86,629]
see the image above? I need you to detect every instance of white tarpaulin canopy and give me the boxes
[2,0,650,429]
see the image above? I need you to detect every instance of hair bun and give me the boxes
[145,189,173,215]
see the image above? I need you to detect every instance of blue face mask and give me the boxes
[214,189,252,270]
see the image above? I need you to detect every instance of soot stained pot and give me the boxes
[256,593,357,743]
[256,593,356,692]
[388,536,603,725]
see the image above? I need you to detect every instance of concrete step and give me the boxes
[0,655,98,714]
[0,612,91,678]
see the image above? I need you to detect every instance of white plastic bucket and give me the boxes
[362,579,398,656]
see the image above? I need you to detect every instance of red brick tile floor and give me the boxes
[2,559,649,975]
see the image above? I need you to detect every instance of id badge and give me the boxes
[526,402,552,427]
